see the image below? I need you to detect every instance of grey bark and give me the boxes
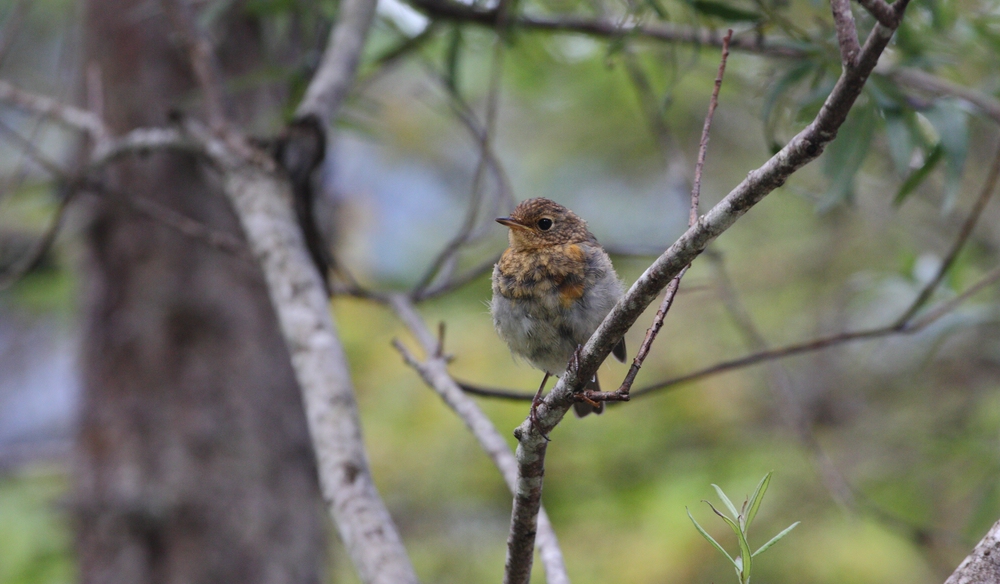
[945,520,1000,584]
[74,1,326,582]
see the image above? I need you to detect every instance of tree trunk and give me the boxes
[73,1,326,582]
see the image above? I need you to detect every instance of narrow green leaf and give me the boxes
[712,484,741,520]
[923,100,969,212]
[753,521,801,557]
[644,0,670,19]
[706,501,754,583]
[444,26,463,93]
[688,507,737,567]
[744,472,772,533]
[893,143,943,207]
[884,110,917,176]
[762,61,813,125]
[820,104,876,208]
[690,0,762,21]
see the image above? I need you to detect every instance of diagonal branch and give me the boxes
[0,78,108,144]
[831,0,861,69]
[455,137,1000,405]
[412,41,509,299]
[585,30,732,406]
[945,519,1000,583]
[389,295,569,584]
[219,161,419,584]
[501,9,911,582]
[854,0,901,28]
[296,0,380,128]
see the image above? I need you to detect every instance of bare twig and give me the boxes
[412,40,508,299]
[854,0,900,28]
[389,295,570,584]
[584,30,732,406]
[502,13,910,581]
[880,66,1000,125]
[831,0,861,68]
[296,0,380,128]
[406,0,802,57]
[159,0,228,129]
[0,186,75,291]
[417,252,502,301]
[0,78,108,144]
[893,139,1000,325]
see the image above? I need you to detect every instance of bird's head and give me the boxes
[496,198,593,251]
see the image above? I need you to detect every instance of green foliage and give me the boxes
[688,473,800,584]
[0,471,74,584]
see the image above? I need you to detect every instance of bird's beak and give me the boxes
[496,217,529,231]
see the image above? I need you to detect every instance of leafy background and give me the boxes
[3,0,1000,582]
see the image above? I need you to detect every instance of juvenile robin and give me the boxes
[491,198,627,417]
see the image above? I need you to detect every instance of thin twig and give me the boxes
[523,262,1000,401]
[0,119,246,262]
[0,186,75,291]
[831,0,861,68]
[412,39,508,298]
[854,0,899,28]
[586,29,732,405]
[0,78,108,144]
[296,0,380,128]
[893,139,1000,325]
[389,295,570,584]
[159,0,228,129]
[458,135,1000,405]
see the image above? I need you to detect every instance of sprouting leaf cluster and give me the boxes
[688,472,800,584]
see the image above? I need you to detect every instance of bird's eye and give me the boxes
[537,218,553,231]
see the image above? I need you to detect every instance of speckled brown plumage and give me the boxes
[490,198,627,416]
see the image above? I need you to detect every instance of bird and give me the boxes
[490,198,627,417]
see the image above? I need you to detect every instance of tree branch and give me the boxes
[160,0,228,129]
[893,139,1000,325]
[389,295,569,584]
[831,0,861,69]
[0,78,108,144]
[591,30,732,405]
[500,11,910,581]
[880,66,1000,125]
[219,161,418,584]
[406,0,802,57]
[945,519,1000,584]
[295,0,380,128]
[854,0,901,28]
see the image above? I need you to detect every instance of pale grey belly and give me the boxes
[491,274,621,376]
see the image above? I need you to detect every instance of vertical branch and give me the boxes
[830,0,861,68]
[295,0,380,128]
[159,0,228,129]
[389,295,569,584]
[220,163,418,584]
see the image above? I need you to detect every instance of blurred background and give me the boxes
[2,0,1000,582]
